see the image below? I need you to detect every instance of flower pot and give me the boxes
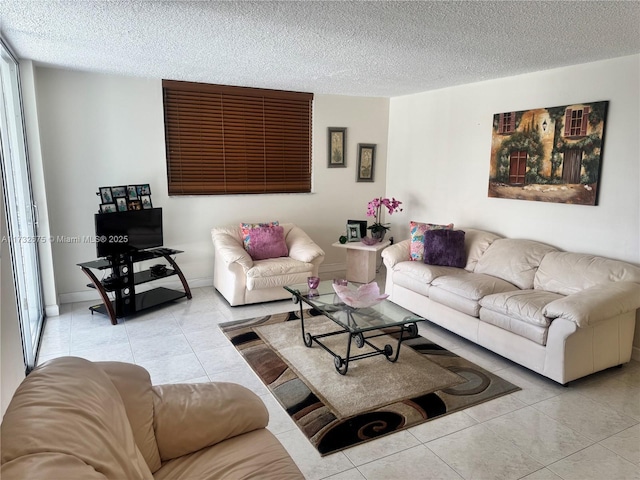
[370,228,387,242]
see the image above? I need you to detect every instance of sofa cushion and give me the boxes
[534,251,640,295]
[479,309,549,345]
[424,229,466,268]
[431,272,519,301]
[479,289,564,328]
[428,287,482,317]
[246,226,289,260]
[463,229,502,272]
[154,429,303,480]
[246,258,314,290]
[392,270,432,296]
[409,221,453,262]
[474,239,557,289]
[392,261,466,285]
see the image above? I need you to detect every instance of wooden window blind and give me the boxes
[162,80,313,195]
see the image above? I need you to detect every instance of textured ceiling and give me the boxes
[1,1,639,97]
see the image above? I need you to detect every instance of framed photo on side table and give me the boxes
[346,223,362,242]
[356,143,376,182]
[347,219,367,238]
[328,127,347,168]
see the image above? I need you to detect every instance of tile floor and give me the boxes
[38,272,640,480]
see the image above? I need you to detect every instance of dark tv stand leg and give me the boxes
[80,266,118,325]
[163,253,192,299]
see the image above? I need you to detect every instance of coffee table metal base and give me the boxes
[294,297,418,375]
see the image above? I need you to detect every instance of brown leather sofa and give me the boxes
[1,357,303,479]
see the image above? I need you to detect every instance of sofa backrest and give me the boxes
[97,361,162,473]
[463,229,503,272]
[0,357,153,480]
[534,251,640,295]
[474,238,558,289]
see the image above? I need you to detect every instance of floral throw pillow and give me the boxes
[409,221,454,261]
[240,221,279,251]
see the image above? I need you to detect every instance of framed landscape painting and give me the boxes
[488,101,608,205]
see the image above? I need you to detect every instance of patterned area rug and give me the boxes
[220,309,520,456]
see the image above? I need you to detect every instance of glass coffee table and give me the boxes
[284,281,424,375]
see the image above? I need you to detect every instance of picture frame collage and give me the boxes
[98,184,152,213]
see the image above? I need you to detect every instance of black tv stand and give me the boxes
[78,248,192,325]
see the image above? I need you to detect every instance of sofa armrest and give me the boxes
[212,232,254,272]
[152,382,268,462]
[543,281,640,328]
[287,226,325,263]
[381,239,410,269]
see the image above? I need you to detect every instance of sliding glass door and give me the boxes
[0,38,44,371]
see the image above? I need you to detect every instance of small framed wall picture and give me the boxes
[99,187,113,204]
[346,223,362,242]
[115,197,128,212]
[356,143,376,182]
[139,184,151,195]
[111,185,127,198]
[127,185,138,200]
[140,195,152,209]
[328,127,346,168]
[100,203,117,213]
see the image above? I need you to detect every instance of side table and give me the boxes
[331,240,391,283]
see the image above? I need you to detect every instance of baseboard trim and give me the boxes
[58,276,213,304]
[632,345,640,362]
[45,304,60,317]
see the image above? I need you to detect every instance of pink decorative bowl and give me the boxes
[332,282,388,308]
[360,236,378,246]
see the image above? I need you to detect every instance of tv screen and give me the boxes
[95,208,163,258]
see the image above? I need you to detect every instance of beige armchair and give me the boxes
[211,223,325,306]
[0,357,303,479]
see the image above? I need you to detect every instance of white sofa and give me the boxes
[211,223,325,306]
[382,229,640,384]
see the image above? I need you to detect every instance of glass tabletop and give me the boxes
[284,281,423,333]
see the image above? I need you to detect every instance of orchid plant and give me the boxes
[366,197,403,235]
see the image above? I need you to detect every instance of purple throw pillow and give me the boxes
[246,225,288,260]
[423,229,466,268]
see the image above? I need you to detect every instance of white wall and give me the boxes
[387,55,639,265]
[31,67,390,300]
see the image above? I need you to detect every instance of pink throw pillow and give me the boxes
[409,221,454,261]
[246,226,288,260]
[240,221,279,250]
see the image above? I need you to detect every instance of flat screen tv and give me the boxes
[95,208,163,258]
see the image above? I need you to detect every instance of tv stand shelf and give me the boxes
[78,248,192,325]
